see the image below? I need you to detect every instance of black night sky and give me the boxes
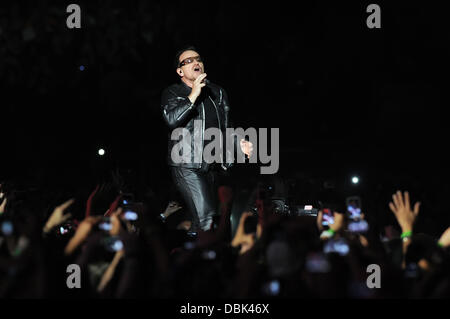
[1,1,449,230]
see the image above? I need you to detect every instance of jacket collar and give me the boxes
[179,80,192,93]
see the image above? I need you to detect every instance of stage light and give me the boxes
[98,148,105,156]
[269,280,280,295]
[351,176,359,184]
[79,65,85,71]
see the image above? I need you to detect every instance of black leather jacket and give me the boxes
[161,81,241,170]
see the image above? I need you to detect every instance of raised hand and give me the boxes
[162,201,182,218]
[316,210,324,232]
[438,227,450,248]
[43,199,74,233]
[64,216,102,255]
[97,249,124,293]
[74,216,102,240]
[319,211,345,240]
[110,207,124,236]
[388,191,420,233]
[231,212,257,254]
[0,196,7,215]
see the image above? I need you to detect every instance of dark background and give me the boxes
[0,1,448,233]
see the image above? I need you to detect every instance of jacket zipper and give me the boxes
[175,97,193,121]
[209,96,226,170]
[200,101,205,168]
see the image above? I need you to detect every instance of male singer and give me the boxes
[161,46,252,233]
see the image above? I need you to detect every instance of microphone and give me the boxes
[201,78,211,97]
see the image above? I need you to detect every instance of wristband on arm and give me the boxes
[320,229,335,239]
[401,230,413,238]
[401,230,413,242]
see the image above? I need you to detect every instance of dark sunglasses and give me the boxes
[178,56,202,67]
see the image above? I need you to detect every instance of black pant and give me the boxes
[171,165,219,232]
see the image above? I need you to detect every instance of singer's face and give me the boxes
[177,50,204,81]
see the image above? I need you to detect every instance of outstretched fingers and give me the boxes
[404,191,411,211]
[413,201,421,216]
[392,192,400,211]
[58,198,75,211]
[61,213,72,223]
[395,191,404,210]
[388,202,397,215]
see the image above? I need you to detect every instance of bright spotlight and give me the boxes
[98,148,105,156]
[351,176,359,184]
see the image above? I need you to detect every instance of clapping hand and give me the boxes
[388,191,420,233]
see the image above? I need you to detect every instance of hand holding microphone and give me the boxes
[188,73,207,104]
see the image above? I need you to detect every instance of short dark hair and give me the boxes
[174,45,199,69]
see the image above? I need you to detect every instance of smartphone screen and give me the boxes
[348,219,368,233]
[103,236,123,252]
[305,253,331,273]
[123,210,138,221]
[58,225,71,235]
[321,208,335,226]
[121,193,135,206]
[98,217,112,231]
[346,196,362,220]
[323,237,350,256]
[345,196,368,233]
